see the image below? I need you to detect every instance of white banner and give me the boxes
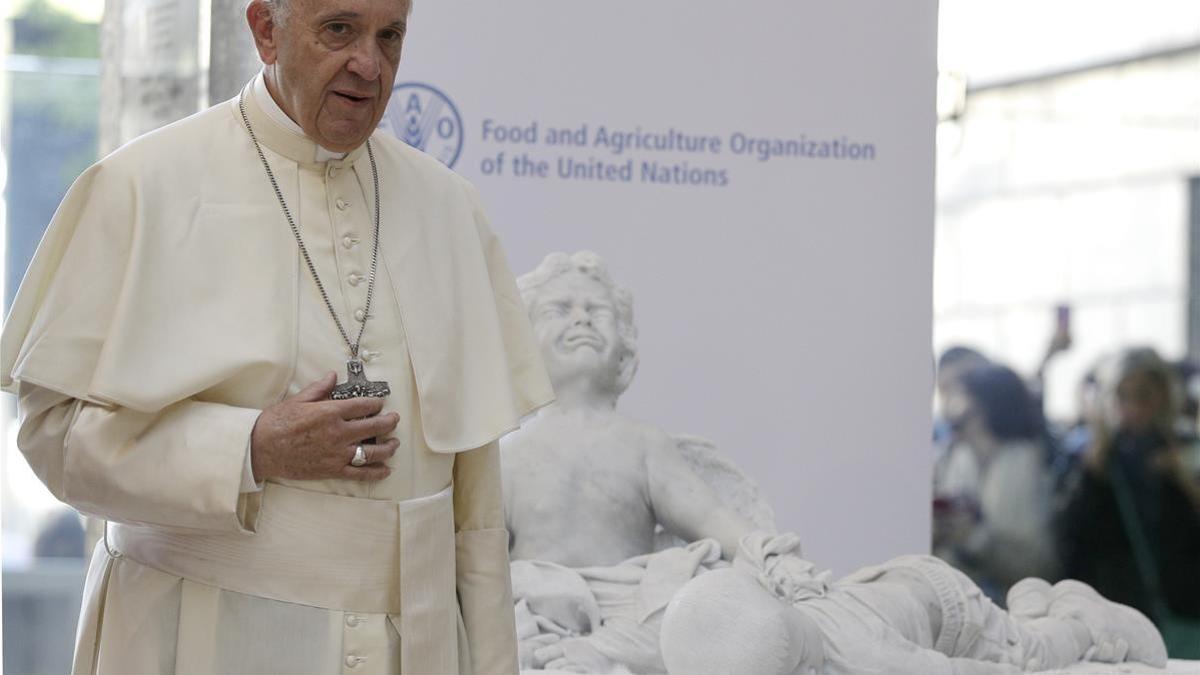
[388,0,937,575]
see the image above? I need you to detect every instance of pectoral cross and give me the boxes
[331,358,391,400]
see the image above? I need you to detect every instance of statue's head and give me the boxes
[517,252,638,402]
[662,568,825,675]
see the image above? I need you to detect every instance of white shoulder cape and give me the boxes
[2,96,554,453]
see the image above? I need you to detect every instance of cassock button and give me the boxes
[328,167,340,179]
[348,273,363,287]
[354,308,366,322]
[342,235,358,249]
[345,655,361,667]
[336,198,349,211]
[362,350,381,363]
[345,614,360,627]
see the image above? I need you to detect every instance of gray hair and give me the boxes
[253,0,414,25]
[517,251,639,396]
[247,0,291,26]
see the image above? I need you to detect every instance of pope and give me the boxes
[1,0,554,673]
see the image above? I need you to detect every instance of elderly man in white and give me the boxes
[1,0,553,673]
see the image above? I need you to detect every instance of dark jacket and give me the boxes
[1059,432,1200,620]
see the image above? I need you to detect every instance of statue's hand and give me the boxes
[518,633,561,669]
[736,532,831,605]
[511,561,600,635]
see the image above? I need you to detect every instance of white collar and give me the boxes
[253,70,347,162]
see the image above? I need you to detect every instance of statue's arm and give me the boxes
[645,430,755,558]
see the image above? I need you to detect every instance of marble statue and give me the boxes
[504,251,1173,675]
[504,251,766,672]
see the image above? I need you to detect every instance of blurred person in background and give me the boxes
[1178,360,1200,478]
[1059,347,1200,621]
[934,363,1060,604]
[1170,359,1200,451]
[933,345,989,450]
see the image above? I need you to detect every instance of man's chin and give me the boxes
[315,118,379,151]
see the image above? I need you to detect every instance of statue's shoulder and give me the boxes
[619,415,677,449]
[504,410,658,455]
[500,415,555,453]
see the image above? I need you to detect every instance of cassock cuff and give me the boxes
[240,435,265,493]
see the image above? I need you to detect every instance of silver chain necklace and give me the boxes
[238,94,390,400]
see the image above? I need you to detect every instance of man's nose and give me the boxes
[570,309,591,326]
[346,39,383,81]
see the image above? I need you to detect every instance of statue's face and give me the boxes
[530,272,624,392]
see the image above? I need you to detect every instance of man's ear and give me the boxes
[246,0,280,65]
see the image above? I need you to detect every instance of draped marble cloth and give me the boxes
[512,540,727,675]
[2,80,554,675]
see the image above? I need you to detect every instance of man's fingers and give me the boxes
[339,463,391,482]
[331,395,387,420]
[292,371,338,402]
[342,412,400,442]
[344,439,400,466]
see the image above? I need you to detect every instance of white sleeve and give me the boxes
[16,381,264,533]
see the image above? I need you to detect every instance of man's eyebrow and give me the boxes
[314,10,362,23]
[312,11,405,32]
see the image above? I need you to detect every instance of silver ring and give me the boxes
[351,444,367,467]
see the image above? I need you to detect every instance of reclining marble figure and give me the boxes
[663,534,1167,674]
[505,251,1169,675]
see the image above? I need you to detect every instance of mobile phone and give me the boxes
[1052,304,1073,352]
[1056,304,1071,336]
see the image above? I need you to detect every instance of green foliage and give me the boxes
[11,0,101,58]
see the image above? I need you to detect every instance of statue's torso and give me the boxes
[502,410,660,567]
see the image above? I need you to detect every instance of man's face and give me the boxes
[530,273,624,391]
[251,0,409,151]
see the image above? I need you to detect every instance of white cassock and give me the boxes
[1,76,554,675]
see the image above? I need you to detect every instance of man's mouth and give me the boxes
[332,90,372,105]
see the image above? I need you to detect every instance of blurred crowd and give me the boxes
[932,338,1200,637]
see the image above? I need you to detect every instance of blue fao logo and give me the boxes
[380,82,464,168]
